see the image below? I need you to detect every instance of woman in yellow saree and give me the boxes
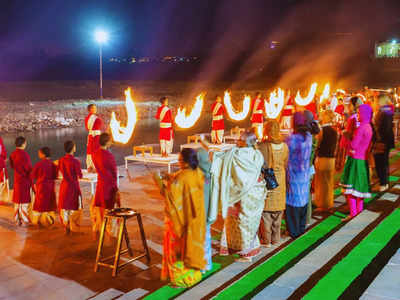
[156,148,207,288]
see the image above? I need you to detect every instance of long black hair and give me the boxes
[180,148,199,170]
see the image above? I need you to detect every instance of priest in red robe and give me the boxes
[155,97,174,157]
[31,147,58,227]
[91,133,119,234]
[281,92,295,130]
[211,95,225,144]
[10,136,32,226]
[250,92,265,139]
[85,104,103,172]
[58,140,83,234]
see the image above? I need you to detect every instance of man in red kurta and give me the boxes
[58,140,83,233]
[0,135,7,182]
[250,92,265,139]
[31,147,58,227]
[91,133,119,233]
[211,95,225,144]
[155,97,174,157]
[85,104,103,172]
[10,136,32,226]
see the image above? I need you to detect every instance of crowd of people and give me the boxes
[156,92,396,288]
[3,103,119,236]
[0,91,396,289]
[9,133,118,234]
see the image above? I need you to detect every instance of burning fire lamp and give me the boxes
[110,88,138,144]
[295,83,318,106]
[175,93,205,129]
[320,83,330,103]
[223,91,251,121]
[94,30,109,99]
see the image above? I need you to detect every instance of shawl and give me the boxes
[209,147,266,223]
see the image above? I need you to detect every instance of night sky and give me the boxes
[1,0,400,82]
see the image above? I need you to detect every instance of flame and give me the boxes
[295,83,318,106]
[265,88,284,119]
[110,87,138,144]
[223,91,251,121]
[320,83,330,103]
[175,93,204,129]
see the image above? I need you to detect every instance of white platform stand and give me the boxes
[124,153,179,173]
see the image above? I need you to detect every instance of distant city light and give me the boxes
[392,39,397,44]
[94,30,109,44]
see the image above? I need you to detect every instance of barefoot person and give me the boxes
[91,133,119,234]
[155,97,174,157]
[31,147,58,227]
[85,104,103,172]
[211,95,225,144]
[156,148,206,287]
[10,136,32,226]
[212,131,267,262]
[250,92,265,139]
[58,141,83,234]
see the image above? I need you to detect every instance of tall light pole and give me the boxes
[94,30,109,99]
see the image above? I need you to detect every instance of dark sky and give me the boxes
[1,0,400,82]
[0,0,296,57]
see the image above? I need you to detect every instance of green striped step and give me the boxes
[214,212,345,299]
[143,263,221,299]
[303,208,400,300]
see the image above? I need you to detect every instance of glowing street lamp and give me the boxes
[94,30,109,99]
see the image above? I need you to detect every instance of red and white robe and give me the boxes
[85,113,103,170]
[58,154,83,232]
[281,96,295,130]
[251,97,265,139]
[10,149,32,225]
[31,159,58,227]
[211,102,225,143]
[155,105,174,154]
[91,148,119,235]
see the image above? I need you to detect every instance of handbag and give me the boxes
[261,143,279,190]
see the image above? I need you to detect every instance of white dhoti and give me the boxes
[251,123,263,140]
[160,139,173,154]
[211,130,224,144]
[31,211,56,227]
[14,203,31,225]
[281,116,293,130]
[86,154,95,170]
[61,210,82,232]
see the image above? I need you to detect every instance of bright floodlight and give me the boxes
[95,30,109,44]
[392,39,397,44]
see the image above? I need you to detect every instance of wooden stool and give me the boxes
[133,145,153,156]
[94,208,151,277]
[187,135,200,144]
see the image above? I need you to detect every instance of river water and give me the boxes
[3,116,251,186]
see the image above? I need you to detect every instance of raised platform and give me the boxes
[180,143,235,152]
[124,153,179,173]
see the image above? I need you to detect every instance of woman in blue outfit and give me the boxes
[285,112,313,238]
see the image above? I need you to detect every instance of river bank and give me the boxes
[0,80,261,132]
